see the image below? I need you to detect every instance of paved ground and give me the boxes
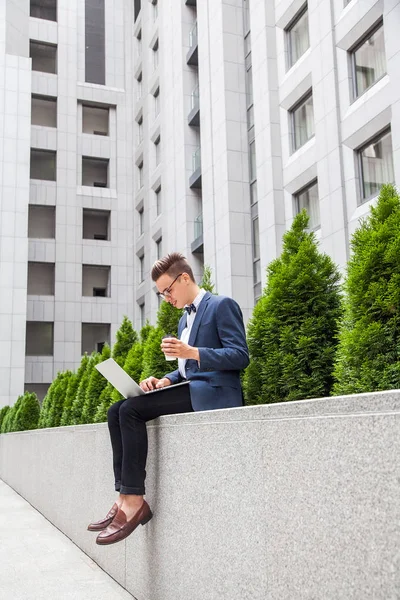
[0,480,133,600]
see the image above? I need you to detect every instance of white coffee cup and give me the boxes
[162,335,176,361]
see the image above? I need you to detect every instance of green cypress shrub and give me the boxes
[60,354,90,426]
[38,378,57,429]
[333,184,400,394]
[243,210,342,405]
[13,393,40,432]
[1,405,15,433]
[69,352,99,425]
[46,371,73,428]
[199,265,215,293]
[81,344,111,424]
[0,406,10,432]
[112,316,137,366]
[6,395,25,432]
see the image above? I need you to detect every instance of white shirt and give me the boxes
[178,288,207,379]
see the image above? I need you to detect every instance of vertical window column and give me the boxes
[85,0,105,85]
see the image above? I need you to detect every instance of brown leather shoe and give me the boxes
[87,503,119,532]
[96,501,153,545]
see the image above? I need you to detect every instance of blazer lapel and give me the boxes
[188,292,211,347]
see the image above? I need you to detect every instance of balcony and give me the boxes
[189,147,201,189]
[186,22,198,66]
[191,213,203,254]
[188,84,200,126]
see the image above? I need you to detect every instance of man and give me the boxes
[88,252,249,545]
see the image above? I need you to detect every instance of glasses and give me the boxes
[157,273,183,299]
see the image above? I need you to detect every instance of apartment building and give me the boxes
[0,0,399,407]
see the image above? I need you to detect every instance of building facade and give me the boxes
[0,0,399,407]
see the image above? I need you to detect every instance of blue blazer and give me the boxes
[164,292,249,411]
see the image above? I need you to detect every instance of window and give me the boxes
[136,71,143,100]
[82,104,109,135]
[152,0,158,21]
[28,205,56,238]
[243,0,250,35]
[31,96,57,128]
[26,322,54,356]
[30,0,57,21]
[249,140,256,182]
[134,0,141,21]
[245,59,254,130]
[136,29,142,55]
[137,115,143,144]
[30,149,57,181]
[139,303,145,327]
[82,265,110,297]
[252,217,261,285]
[291,92,314,152]
[286,5,309,69]
[156,237,162,260]
[82,323,110,354]
[155,136,161,167]
[358,129,394,201]
[85,0,105,85]
[138,207,144,235]
[152,38,159,70]
[295,180,320,230]
[352,22,386,99]
[155,186,162,216]
[138,161,144,190]
[139,255,145,282]
[30,41,57,74]
[82,157,109,187]
[154,87,160,118]
[83,209,110,240]
[27,262,55,295]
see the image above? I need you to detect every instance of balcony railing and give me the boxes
[192,147,201,173]
[191,85,199,111]
[194,213,203,240]
[189,22,198,49]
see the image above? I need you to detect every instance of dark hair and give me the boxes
[151,252,195,282]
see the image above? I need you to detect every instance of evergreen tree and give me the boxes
[1,406,14,433]
[81,344,111,424]
[112,316,137,366]
[60,354,90,426]
[70,352,99,425]
[0,406,10,432]
[333,184,400,394]
[13,393,40,432]
[38,378,57,429]
[199,264,215,293]
[46,371,73,428]
[243,210,342,404]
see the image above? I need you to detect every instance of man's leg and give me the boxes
[107,398,126,493]
[119,384,192,503]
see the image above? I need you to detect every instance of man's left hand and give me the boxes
[161,338,200,361]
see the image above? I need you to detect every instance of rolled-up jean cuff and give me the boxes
[120,485,145,495]
[115,483,121,492]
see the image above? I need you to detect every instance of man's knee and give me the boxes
[119,396,143,421]
[107,400,122,423]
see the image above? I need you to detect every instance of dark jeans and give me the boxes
[107,384,193,495]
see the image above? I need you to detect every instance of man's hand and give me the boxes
[140,376,172,392]
[160,338,200,362]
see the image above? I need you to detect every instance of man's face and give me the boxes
[156,272,190,309]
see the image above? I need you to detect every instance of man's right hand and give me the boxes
[140,377,172,392]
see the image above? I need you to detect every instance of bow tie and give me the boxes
[185,303,197,315]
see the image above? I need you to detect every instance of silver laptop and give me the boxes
[95,358,189,398]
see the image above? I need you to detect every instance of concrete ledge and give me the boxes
[1,390,400,599]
